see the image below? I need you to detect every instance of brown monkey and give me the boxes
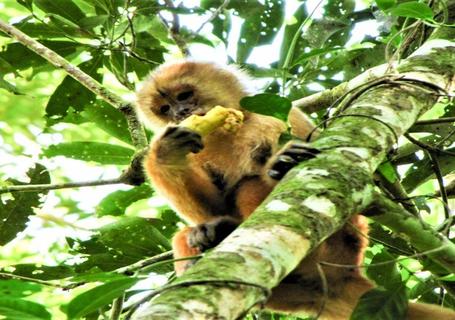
[136,61,455,320]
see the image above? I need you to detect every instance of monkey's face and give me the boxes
[136,61,249,128]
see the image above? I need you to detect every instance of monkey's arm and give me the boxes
[145,126,225,223]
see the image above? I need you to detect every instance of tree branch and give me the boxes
[366,192,455,273]
[0,19,148,150]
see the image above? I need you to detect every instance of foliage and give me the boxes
[0,0,453,319]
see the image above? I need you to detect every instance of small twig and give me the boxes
[426,151,451,222]
[415,117,455,125]
[110,294,125,320]
[160,1,190,57]
[319,245,446,270]
[0,177,124,194]
[195,0,230,34]
[315,263,328,319]
[1,150,147,194]
[404,133,455,157]
[0,272,62,288]
[116,251,174,275]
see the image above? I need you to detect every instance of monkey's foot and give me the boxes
[188,217,240,252]
[268,142,320,180]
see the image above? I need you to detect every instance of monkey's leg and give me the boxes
[172,217,240,275]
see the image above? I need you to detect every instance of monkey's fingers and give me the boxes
[180,105,244,136]
[268,142,320,180]
[162,126,204,154]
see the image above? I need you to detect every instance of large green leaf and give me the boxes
[0,41,82,73]
[351,287,408,320]
[0,164,50,245]
[42,142,135,165]
[81,102,133,145]
[0,280,42,298]
[402,146,455,192]
[45,56,103,121]
[0,298,51,320]
[366,250,402,290]
[235,0,285,63]
[68,217,175,273]
[65,278,139,319]
[240,93,291,122]
[96,184,153,216]
[34,0,85,25]
[389,1,433,20]
[4,264,75,281]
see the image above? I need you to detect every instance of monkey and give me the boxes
[135,61,455,320]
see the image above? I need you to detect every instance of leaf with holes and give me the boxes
[240,93,291,122]
[42,142,135,165]
[0,164,50,245]
[351,287,408,320]
[96,184,153,216]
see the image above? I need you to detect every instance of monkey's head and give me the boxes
[136,61,250,128]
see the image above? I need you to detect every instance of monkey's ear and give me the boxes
[288,107,320,141]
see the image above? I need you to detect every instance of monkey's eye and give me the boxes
[159,105,170,114]
[176,90,193,101]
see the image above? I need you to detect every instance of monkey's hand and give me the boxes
[188,217,240,252]
[155,126,204,163]
[268,141,320,180]
[180,105,244,136]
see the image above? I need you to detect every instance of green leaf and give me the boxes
[389,2,433,20]
[235,0,285,63]
[0,280,42,298]
[6,264,75,280]
[377,161,398,183]
[43,142,135,165]
[34,0,85,25]
[0,298,51,320]
[45,57,103,121]
[66,278,139,319]
[240,93,291,122]
[351,287,408,320]
[81,102,133,145]
[402,146,455,192]
[0,164,50,245]
[0,41,81,73]
[68,217,175,273]
[78,15,109,29]
[366,250,402,290]
[96,184,153,216]
[375,0,396,11]
[292,47,344,67]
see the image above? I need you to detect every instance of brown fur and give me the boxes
[136,61,455,319]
